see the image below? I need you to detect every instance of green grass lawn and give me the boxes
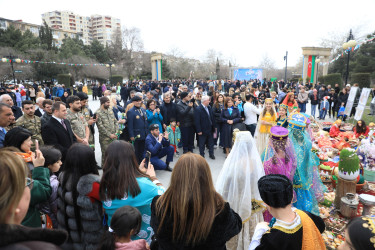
[361,97,374,125]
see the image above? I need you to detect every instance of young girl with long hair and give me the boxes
[282,92,298,114]
[254,98,277,155]
[57,143,103,249]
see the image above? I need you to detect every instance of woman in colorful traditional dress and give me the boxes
[254,98,277,155]
[275,104,289,128]
[288,119,325,216]
[262,126,297,222]
[282,92,298,114]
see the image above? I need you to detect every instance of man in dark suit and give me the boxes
[145,124,173,171]
[194,95,216,159]
[0,103,15,148]
[120,83,128,105]
[127,95,148,163]
[34,97,45,117]
[0,94,22,119]
[42,101,76,162]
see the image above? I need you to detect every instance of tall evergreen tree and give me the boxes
[89,39,109,63]
[39,21,54,51]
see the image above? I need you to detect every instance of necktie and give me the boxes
[61,119,67,130]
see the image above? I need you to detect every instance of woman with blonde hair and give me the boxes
[151,153,242,249]
[229,87,235,97]
[254,98,276,155]
[0,149,67,248]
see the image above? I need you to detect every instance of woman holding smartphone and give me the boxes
[3,127,51,228]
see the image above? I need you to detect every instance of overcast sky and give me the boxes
[1,0,375,68]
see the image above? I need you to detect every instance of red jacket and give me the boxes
[330,124,340,137]
[353,126,369,138]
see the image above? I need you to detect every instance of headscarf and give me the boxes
[262,127,297,188]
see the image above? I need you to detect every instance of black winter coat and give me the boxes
[151,196,242,250]
[0,223,67,249]
[212,103,224,124]
[177,101,194,127]
[160,102,178,126]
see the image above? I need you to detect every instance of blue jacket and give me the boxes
[126,106,148,140]
[166,125,181,146]
[57,87,64,97]
[194,104,215,135]
[146,109,163,133]
[112,105,125,120]
[145,133,170,157]
[0,128,6,148]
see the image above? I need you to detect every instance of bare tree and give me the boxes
[319,24,368,56]
[107,30,123,64]
[122,27,144,79]
[258,53,277,79]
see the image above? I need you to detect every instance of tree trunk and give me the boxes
[334,177,357,209]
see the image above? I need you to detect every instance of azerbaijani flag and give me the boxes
[307,55,316,83]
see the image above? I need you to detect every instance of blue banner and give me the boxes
[233,68,263,81]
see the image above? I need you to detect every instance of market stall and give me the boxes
[311,120,375,249]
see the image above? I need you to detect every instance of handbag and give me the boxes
[213,128,217,139]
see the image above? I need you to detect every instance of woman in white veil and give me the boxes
[216,130,265,250]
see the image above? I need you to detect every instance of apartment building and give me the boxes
[42,11,91,45]
[0,17,39,36]
[90,14,121,45]
[0,17,82,48]
[42,11,121,46]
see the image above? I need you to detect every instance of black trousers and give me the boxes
[198,133,214,157]
[180,126,194,153]
[134,139,145,164]
[246,124,257,137]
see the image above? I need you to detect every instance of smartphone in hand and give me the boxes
[35,139,39,151]
[144,151,151,168]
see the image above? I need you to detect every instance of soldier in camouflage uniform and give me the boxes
[96,96,118,165]
[76,92,96,147]
[16,100,43,151]
[66,96,90,145]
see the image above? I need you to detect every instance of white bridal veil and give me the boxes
[215,131,265,222]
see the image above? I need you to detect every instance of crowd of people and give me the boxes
[0,78,375,250]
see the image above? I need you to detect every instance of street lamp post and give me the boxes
[342,30,356,85]
[106,62,115,86]
[284,51,288,83]
[315,58,321,84]
[1,53,20,84]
